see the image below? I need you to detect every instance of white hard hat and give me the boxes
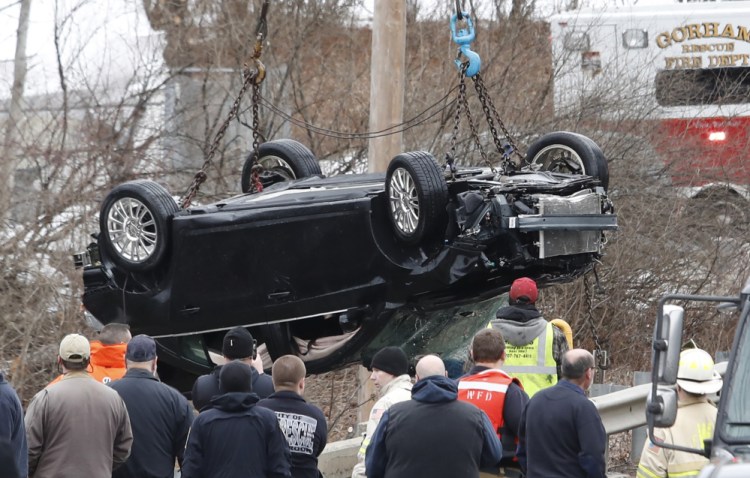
[676,348,722,395]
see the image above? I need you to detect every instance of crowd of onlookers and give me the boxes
[0,277,724,478]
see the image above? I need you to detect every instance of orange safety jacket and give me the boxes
[457,368,523,441]
[48,341,128,387]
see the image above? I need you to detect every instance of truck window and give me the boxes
[721,314,750,441]
[655,67,750,107]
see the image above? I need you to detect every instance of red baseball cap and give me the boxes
[509,277,538,303]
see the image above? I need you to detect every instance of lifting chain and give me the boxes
[471,73,526,169]
[584,272,609,383]
[179,1,269,209]
[448,65,493,175]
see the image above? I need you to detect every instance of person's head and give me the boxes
[561,349,595,390]
[97,323,132,345]
[676,348,722,397]
[415,355,446,381]
[368,346,409,390]
[125,334,157,373]
[470,329,506,366]
[271,355,306,394]
[58,333,91,371]
[509,277,538,305]
[219,361,254,393]
[222,327,257,362]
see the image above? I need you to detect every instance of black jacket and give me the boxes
[258,391,328,478]
[109,368,194,478]
[366,375,502,478]
[181,392,292,478]
[191,364,274,411]
[517,380,606,478]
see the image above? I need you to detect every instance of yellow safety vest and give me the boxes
[501,321,557,397]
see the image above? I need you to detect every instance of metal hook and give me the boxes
[450,13,481,77]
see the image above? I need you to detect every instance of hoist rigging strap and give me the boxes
[179,1,270,209]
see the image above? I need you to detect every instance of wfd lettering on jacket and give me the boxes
[275,412,318,454]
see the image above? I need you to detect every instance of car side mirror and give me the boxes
[653,304,684,385]
[647,385,678,428]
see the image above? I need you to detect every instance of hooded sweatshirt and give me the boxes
[181,392,291,478]
[365,375,502,478]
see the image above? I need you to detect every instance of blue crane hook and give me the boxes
[450,13,481,77]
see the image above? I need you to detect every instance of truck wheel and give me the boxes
[99,180,178,272]
[241,139,322,193]
[526,132,610,190]
[386,152,449,245]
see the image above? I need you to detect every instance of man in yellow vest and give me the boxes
[489,277,568,396]
[637,348,722,478]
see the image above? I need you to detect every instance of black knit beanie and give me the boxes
[369,346,408,376]
[219,361,254,393]
[222,327,256,359]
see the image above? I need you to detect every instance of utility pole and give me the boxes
[1,0,32,220]
[367,0,406,173]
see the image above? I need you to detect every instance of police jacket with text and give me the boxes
[181,391,291,478]
[258,390,328,478]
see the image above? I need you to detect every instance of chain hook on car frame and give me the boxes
[179,1,270,209]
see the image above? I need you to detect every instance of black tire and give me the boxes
[571,133,610,191]
[692,189,748,237]
[385,151,449,245]
[525,132,610,190]
[99,180,178,272]
[241,139,322,193]
[260,323,296,361]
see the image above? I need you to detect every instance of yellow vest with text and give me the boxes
[502,321,557,397]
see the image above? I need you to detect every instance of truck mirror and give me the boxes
[653,304,683,385]
[647,385,678,428]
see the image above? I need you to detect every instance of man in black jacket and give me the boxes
[182,361,292,478]
[365,355,502,478]
[110,335,194,478]
[258,355,327,478]
[517,349,606,478]
[191,327,274,411]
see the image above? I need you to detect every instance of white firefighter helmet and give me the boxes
[676,348,723,395]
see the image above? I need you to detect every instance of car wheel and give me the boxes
[260,323,296,361]
[693,190,748,237]
[526,132,610,190]
[241,139,322,193]
[99,180,178,272]
[386,151,449,245]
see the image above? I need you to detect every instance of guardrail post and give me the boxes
[630,371,650,464]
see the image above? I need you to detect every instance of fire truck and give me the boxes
[550,1,750,227]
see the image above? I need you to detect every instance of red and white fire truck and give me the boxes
[550,1,750,214]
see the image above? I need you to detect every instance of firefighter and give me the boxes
[637,348,723,478]
[489,277,570,396]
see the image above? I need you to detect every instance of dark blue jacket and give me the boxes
[517,380,606,478]
[191,364,274,412]
[0,373,26,478]
[182,392,291,478]
[365,374,502,478]
[258,391,328,478]
[110,368,194,478]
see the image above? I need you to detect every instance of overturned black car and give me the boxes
[75,132,616,389]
